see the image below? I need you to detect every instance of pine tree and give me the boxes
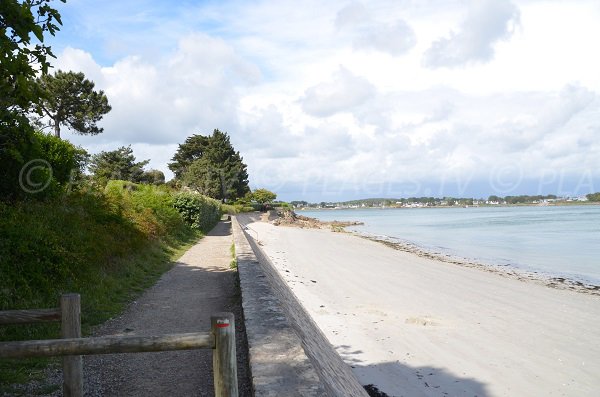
[168,134,210,179]
[175,129,250,202]
[89,146,149,185]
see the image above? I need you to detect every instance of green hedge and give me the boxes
[173,192,222,232]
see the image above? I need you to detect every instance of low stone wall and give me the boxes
[233,215,368,397]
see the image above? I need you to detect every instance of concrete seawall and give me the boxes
[232,215,368,397]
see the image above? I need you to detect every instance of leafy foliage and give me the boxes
[172,192,222,232]
[0,0,65,201]
[0,122,41,200]
[35,131,89,185]
[0,0,64,116]
[139,169,165,185]
[249,188,277,204]
[168,134,209,179]
[587,192,600,202]
[0,184,198,354]
[89,146,149,186]
[181,156,223,198]
[0,131,88,200]
[35,70,111,138]
[176,129,250,202]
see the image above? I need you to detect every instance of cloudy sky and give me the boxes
[48,0,600,201]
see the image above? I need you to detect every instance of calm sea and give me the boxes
[300,205,600,285]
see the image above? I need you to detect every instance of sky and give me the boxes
[46,0,600,201]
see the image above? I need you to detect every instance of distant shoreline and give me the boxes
[297,202,600,211]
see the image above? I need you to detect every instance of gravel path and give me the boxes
[14,220,251,396]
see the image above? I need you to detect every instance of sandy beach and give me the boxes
[243,218,600,396]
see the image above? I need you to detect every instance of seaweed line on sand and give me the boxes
[354,232,600,297]
[270,210,600,297]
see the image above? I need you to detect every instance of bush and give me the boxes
[0,128,88,201]
[173,192,222,232]
[221,204,238,214]
[35,132,88,186]
[0,122,45,201]
[104,181,192,241]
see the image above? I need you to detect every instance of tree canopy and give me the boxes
[587,192,600,202]
[139,169,166,185]
[173,129,250,202]
[1,0,64,117]
[168,134,209,179]
[35,70,111,138]
[249,188,277,204]
[0,0,65,200]
[89,146,149,185]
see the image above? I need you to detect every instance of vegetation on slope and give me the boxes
[0,182,221,386]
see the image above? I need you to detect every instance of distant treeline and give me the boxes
[291,193,600,208]
[488,195,557,204]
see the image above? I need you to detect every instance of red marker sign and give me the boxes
[216,319,230,328]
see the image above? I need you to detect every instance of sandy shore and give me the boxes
[245,219,600,396]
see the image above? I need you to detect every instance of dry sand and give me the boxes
[245,219,600,397]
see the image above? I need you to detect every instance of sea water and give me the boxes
[300,205,600,285]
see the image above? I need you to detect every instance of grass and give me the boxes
[0,183,220,391]
[229,242,237,269]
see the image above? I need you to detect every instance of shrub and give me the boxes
[0,129,88,201]
[104,181,191,241]
[35,132,88,186]
[173,192,222,232]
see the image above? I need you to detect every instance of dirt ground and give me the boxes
[78,220,251,396]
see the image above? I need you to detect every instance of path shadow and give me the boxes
[205,219,233,237]
[335,344,490,397]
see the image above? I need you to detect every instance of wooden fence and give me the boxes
[0,294,238,397]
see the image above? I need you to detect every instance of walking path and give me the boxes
[81,220,250,396]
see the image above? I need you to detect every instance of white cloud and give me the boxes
[56,32,257,149]
[300,67,375,117]
[354,20,416,56]
[335,2,369,30]
[52,0,600,199]
[335,2,416,56]
[423,0,520,68]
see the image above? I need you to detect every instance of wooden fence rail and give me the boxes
[0,332,214,358]
[0,295,238,397]
[0,308,61,325]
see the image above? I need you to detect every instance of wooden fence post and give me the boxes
[211,312,238,397]
[61,293,83,397]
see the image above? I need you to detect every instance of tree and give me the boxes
[1,0,64,117]
[587,192,600,202]
[176,129,250,202]
[1,0,65,200]
[139,169,165,185]
[250,188,277,205]
[182,157,223,198]
[168,134,209,179]
[89,146,149,185]
[35,70,111,138]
